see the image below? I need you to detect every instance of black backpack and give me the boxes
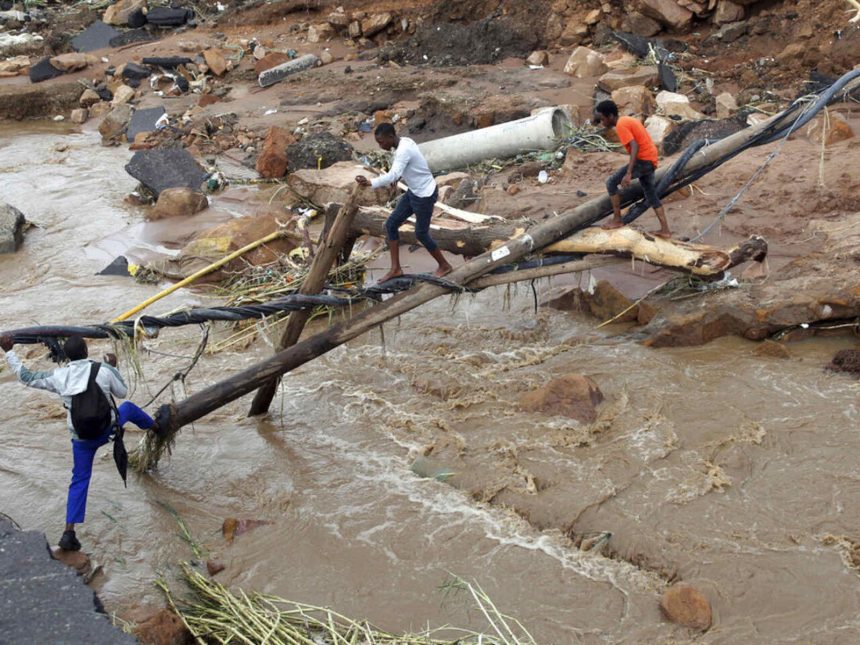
[70,362,113,440]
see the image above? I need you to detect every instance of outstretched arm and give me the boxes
[0,336,60,394]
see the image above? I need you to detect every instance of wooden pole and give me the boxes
[247,189,362,416]
[155,108,804,435]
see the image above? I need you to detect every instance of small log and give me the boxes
[247,189,361,416]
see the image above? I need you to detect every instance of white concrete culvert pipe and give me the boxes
[417,107,572,173]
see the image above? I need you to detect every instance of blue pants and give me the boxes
[66,402,153,525]
[385,188,439,252]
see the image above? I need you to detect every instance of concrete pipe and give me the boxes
[258,54,319,88]
[417,107,572,172]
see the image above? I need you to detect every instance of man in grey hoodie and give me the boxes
[0,334,155,551]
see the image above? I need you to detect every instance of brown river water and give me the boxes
[1,126,859,643]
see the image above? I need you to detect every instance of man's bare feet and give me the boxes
[378,268,404,283]
[602,218,625,230]
[650,230,672,239]
[434,263,453,278]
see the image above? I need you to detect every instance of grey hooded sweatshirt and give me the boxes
[5,350,128,439]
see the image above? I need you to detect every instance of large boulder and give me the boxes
[150,188,208,219]
[285,132,354,171]
[611,85,655,116]
[518,374,605,423]
[124,148,209,197]
[103,0,147,26]
[639,0,694,31]
[287,161,394,207]
[598,66,659,92]
[0,202,26,253]
[255,126,295,179]
[660,584,712,631]
[563,46,608,78]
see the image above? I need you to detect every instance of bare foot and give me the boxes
[378,268,404,283]
[650,230,672,239]
[601,219,625,230]
[434,263,453,278]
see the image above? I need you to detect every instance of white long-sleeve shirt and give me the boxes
[370,137,436,198]
[5,350,127,437]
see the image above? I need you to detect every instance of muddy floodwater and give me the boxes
[1,127,859,643]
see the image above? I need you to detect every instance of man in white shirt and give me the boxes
[355,122,452,282]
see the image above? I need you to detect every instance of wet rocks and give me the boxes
[285,131,353,171]
[754,339,791,359]
[150,188,208,219]
[660,584,712,631]
[0,82,84,120]
[49,546,92,576]
[598,66,659,92]
[133,608,193,645]
[70,108,89,124]
[98,103,132,144]
[826,349,860,376]
[222,518,271,544]
[206,560,226,576]
[255,126,295,178]
[125,148,209,197]
[546,279,643,324]
[563,46,607,78]
[0,201,26,254]
[518,374,604,423]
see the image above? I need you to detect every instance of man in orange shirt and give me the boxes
[593,100,671,238]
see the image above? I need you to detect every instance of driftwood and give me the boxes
[352,206,766,276]
[156,107,802,436]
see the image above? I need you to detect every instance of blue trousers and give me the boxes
[66,401,153,525]
[385,188,439,252]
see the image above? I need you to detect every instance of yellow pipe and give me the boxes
[111,230,285,323]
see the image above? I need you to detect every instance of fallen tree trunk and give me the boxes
[352,207,766,276]
[154,102,833,437]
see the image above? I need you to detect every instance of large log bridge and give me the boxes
[152,109,796,437]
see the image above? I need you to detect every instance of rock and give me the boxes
[328,10,350,28]
[598,66,659,92]
[527,50,549,66]
[411,456,456,481]
[0,82,84,119]
[806,112,854,146]
[611,85,655,116]
[308,22,335,43]
[79,88,101,108]
[127,105,166,141]
[288,161,393,207]
[563,46,608,78]
[222,518,271,544]
[362,12,393,37]
[206,560,226,576]
[655,90,706,120]
[28,58,65,84]
[0,32,44,58]
[639,0,693,30]
[754,339,790,359]
[150,188,208,219]
[133,608,193,645]
[98,103,133,143]
[645,114,675,148]
[714,0,744,24]
[777,42,804,64]
[49,53,99,72]
[0,55,30,77]
[145,6,192,27]
[121,61,151,82]
[584,8,602,24]
[70,108,89,124]
[125,148,209,197]
[715,92,738,119]
[254,52,292,75]
[622,11,662,36]
[715,20,747,43]
[103,0,147,26]
[660,584,712,631]
[70,21,120,53]
[348,20,362,38]
[285,131,353,171]
[111,84,136,106]
[320,50,335,65]
[49,547,91,575]
[203,49,228,76]
[436,171,471,188]
[826,349,860,375]
[560,21,590,46]
[519,374,605,423]
[255,126,296,178]
[0,202,26,254]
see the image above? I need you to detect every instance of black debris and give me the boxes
[146,7,193,27]
[127,106,167,141]
[108,28,157,48]
[142,56,194,68]
[28,58,65,83]
[70,21,120,53]
[125,148,209,197]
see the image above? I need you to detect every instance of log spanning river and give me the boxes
[1,126,859,643]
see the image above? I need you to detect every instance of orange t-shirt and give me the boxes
[615,116,659,167]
